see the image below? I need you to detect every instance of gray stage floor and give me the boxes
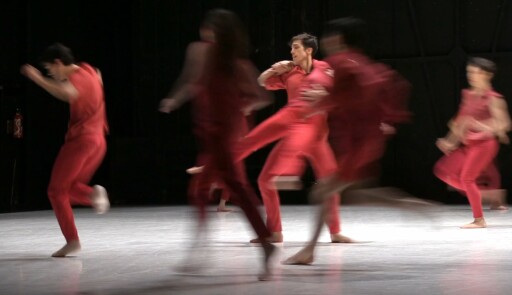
[1,204,512,295]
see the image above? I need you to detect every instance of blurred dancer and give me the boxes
[283,17,414,265]
[478,163,507,210]
[161,9,275,280]
[159,18,271,212]
[435,58,510,228]
[236,33,351,244]
[20,43,110,257]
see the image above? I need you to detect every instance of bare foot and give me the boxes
[273,176,303,190]
[217,199,233,212]
[258,243,276,281]
[482,189,508,210]
[90,185,110,214]
[490,204,508,210]
[217,206,233,212]
[52,240,81,257]
[460,218,487,229]
[330,233,355,243]
[282,247,314,265]
[250,232,283,244]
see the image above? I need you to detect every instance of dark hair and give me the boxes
[468,57,497,74]
[289,33,318,55]
[202,9,249,60]
[39,43,75,65]
[323,17,367,49]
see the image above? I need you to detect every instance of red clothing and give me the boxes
[67,63,108,140]
[48,135,106,242]
[236,59,341,234]
[455,89,502,142]
[434,139,498,218]
[323,50,398,181]
[189,51,270,240]
[434,89,502,218]
[265,64,308,108]
[49,63,107,242]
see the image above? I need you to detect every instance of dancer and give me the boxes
[162,9,276,280]
[283,17,414,265]
[20,43,110,257]
[235,33,351,244]
[159,18,271,212]
[435,58,510,228]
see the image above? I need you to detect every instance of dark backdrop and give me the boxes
[1,0,512,212]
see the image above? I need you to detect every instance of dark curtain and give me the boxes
[1,0,512,212]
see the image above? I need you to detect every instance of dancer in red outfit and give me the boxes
[160,20,271,213]
[283,17,415,265]
[434,57,510,228]
[235,33,351,244]
[20,43,110,257]
[162,9,276,280]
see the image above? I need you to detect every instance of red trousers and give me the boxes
[236,107,341,234]
[190,131,270,239]
[47,134,106,242]
[328,119,388,182]
[434,139,499,218]
[190,117,250,203]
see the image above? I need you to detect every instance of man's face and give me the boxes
[43,60,63,81]
[290,40,311,64]
[466,65,492,88]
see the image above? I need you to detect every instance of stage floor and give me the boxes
[1,204,511,295]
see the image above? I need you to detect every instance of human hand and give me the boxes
[380,123,396,135]
[271,60,294,75]
[159,98,180,113]
[20,64,42,82]
[301,84,328,102]
[436,138,457,155]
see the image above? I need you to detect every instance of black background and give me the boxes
[1,0,512,212]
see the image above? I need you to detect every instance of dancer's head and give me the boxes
[321,17,367,55]
[288,33,318,65]
[39,43,75,81]
[202,9,249,60]
[466,57,496,89]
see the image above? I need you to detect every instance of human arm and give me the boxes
[20,64,78,103]
[159,42,209,113]
[436,128,461,155]
[257,60,294,87]
[95,68,103,86]
[237,60,274,115]
[455,96,511,143]
[435,116,466,155]
[484,96,510,143]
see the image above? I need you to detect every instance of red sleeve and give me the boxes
[264,74,286,90]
